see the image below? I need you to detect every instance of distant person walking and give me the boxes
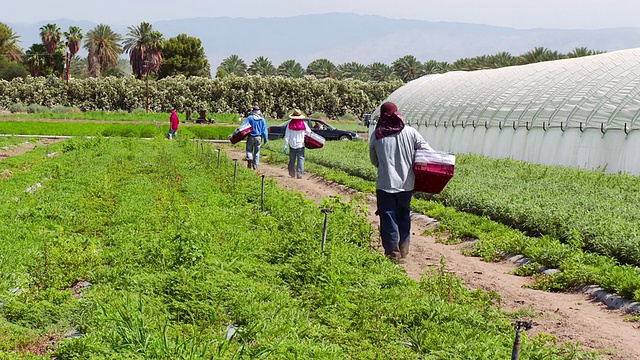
[283,109,311,179]
[369,101,432,262]
[168,108,179,139]
[241,105,269,169]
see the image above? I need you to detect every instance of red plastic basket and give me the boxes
[229,123,253,144]
[413,150,455,194]
[304,132,325,149]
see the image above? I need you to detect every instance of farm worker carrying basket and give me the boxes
[230,106,268,170]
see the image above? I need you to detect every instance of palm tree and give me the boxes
[83,24,123,77]
[487,52,515,68]
[392,55,424,82]
[248,56,276,76]
[518,47,564,65]
[69,55,88,78]
[306,58,337,79]
[276,59,304,78]
[470,55,492,70]
[39,23,61,69]
[217,54,247,77]
[63,26,83,81]
[0,22,23,61]
[123,22,164,79]
[367,62,397,82]
[337,62,369,81]
[24,43,47,77]
[567,47,605,58]
[423,60,450,75]
[450,57,477,71]
[145,30,163,74]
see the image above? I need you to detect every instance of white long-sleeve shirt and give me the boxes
[284,121,312,149]
[369,126,432,192]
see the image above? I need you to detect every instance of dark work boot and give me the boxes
[247,160,253,169]
[386,252,402,264]
[399,241,410,259]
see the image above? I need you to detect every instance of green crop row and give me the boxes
[259,140,640,302]
[0,136,46,148]
[0,138,591,359]
[0,75,400,119]
[0,121,236,140]
[1,110,246,124]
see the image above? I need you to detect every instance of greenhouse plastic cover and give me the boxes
[371,47,640,175]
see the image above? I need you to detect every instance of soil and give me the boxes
[222,145,640,360]
[0,138,64,159]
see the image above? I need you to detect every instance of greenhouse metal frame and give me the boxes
[371,47,640,175]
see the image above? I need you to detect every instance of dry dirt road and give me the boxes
[222,145,640,360]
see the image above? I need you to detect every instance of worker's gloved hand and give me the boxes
[283,145,288,154]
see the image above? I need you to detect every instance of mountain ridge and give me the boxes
[7,13,640,70]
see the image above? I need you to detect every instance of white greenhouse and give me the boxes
[371,47,640,175]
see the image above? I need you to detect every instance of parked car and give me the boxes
[268,118,361,141]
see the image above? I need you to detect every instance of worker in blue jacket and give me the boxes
[241,105,269,170]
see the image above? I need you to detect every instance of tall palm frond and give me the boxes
[306,59,337,79]
[124,22,164,79]
[392,55,424,82]
[567,47,606,58]
[367,62,397,82]
[84,24,123,77]
[24,43,47,77]
[64,26,83,57]
[337,62,369,81]
[518,47,565,65]
[63,26,83,81]
[487,52,515,68]
[276,59,304,78]
[0,22,23,61]
[39,23,61,68]
[248,56,276,76]
[145,30,164,74]
[423,60,450,75]
[217,54,247,77]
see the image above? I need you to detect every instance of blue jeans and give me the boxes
[376,190,413,258]
[246,136,262,168]
[288,147,305,177]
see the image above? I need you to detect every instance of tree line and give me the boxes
[0,21,605,83]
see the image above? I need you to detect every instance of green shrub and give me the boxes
[0,76,401,119]
[8,103,27,113]
[26,103,49,113]
[309,111,329,119]
[339,113,359,121]
[51,105,82,114]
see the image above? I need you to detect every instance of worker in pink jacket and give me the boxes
[168,108,180,139]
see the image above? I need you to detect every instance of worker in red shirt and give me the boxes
[168,108,179,139]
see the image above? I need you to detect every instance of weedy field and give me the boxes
[262,140,640,303]
[0,137,596,359]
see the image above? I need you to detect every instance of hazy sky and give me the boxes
[3,0,639,29]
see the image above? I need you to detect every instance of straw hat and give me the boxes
[289,109,305,119]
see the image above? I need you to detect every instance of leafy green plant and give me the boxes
[27,103,48,113]
[0,137,595,358]
[0,75,400,118]
[8,103,27,113]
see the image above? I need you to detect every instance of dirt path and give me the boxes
[222,145,640,360]
[0,138,63,159]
